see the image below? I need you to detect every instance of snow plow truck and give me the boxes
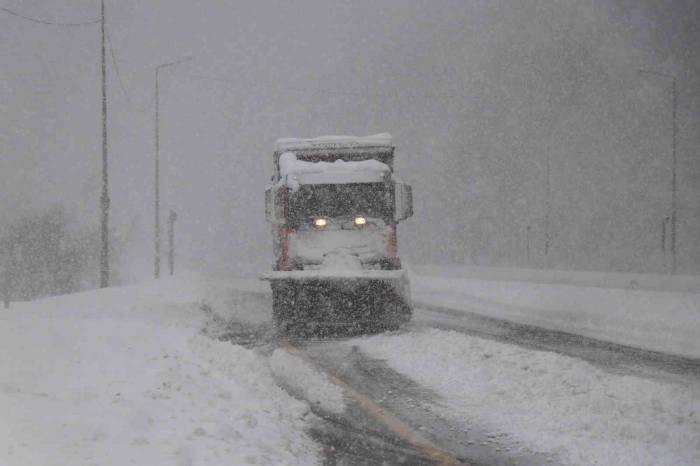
[261,134,413,335]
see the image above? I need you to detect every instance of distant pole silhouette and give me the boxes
[544,146,551,266]
[638,69,677,274]
[526,225,532,265]
[154,56,192,279]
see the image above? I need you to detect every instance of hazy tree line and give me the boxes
[0,205,114,302]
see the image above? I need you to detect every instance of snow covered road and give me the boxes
[259,322,699,465]
[350,328,699,466]
[413,303,700,382]
[206,273,699,465]
[412,266,700,359]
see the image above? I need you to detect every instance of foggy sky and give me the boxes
[1,0,699,282]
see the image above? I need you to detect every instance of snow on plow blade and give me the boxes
[261,270,412,336]
[260,270,407,282]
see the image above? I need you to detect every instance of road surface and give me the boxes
[206,289,700,465]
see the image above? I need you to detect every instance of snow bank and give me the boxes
[412,270,700,359]
[199,275,271,326]
[414,265,700,293]
[0,275,319,466]
[270,349,346,414]
[354,328,700,466]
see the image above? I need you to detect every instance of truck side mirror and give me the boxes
[265,186,287,224]
[394,181,413,222]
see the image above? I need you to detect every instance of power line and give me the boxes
[0,6,99,27]
[2,1,110,287]
[2,4,128,103]
[106,27,130,102]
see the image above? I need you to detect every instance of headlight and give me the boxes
[354,216,367,226]
[313,218,327,227]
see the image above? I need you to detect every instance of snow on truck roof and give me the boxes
[275,133,392,152]
[279,152,390,189]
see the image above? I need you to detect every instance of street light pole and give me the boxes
[638,69,677,274]
[154,57,192,279]
[154,66,160,279]
[100,0,110,288]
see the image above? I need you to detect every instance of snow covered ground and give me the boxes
[352,328,700,466]
[411,266,700,359]
[2,266,699,466]
[0,272,318,466]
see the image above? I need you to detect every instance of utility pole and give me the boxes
[544,146,551,265]
[671,77,677,274]
[638,69,677,274]
[99,0,110,288]
[0,4,108,286]
[168,210,177,276]
[154,57,192,279]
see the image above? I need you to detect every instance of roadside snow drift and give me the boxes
[354,328,700,466]
[270,349,346,414]
[412,268,700,359]
[0,274,319,466]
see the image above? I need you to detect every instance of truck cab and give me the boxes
[262,134,413,336]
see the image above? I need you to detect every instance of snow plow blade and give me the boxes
[261,270,412,336]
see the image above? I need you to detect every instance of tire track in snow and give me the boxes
[414,302,700,382]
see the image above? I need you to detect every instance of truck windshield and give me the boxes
[288,183,392,227]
